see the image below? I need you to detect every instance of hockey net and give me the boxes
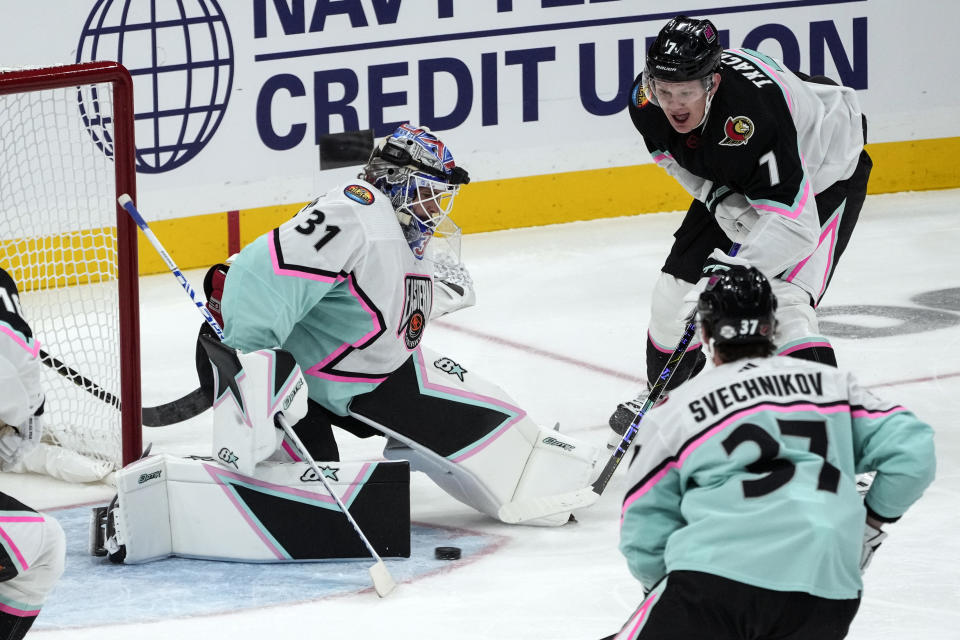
[0,62,141,482]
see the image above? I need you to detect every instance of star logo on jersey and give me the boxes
[720,115,755,146]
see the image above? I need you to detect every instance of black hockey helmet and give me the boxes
[697,265,777,345]
[646,15,722,82]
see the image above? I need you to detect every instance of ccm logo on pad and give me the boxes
[542,436,575,452]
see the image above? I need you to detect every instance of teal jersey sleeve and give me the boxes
[617,429,683,591]
[847,372,937,521]
[221,232,338,353]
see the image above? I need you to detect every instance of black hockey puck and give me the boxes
[434,546,461,560]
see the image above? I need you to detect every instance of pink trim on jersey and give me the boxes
[616,593,659,639]
[751,176,810,220]
[305,342,389,384]
[304,273,388,384]
[648,330,702,354]
[621,402,851,515]
[783,210,840,298]
[778,341,833,356]
[651,151,672,164]
[411,348,526,463]
[0,601,39,617]
[852,406,906,419]
[0,514,44,572]
[269,235,338,283]
[0,325,39,358]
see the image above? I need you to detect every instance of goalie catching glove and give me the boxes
[677,249,752,324]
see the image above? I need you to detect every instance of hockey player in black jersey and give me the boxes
[608,15,873,444]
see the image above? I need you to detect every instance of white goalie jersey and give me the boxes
[219,179,472,416]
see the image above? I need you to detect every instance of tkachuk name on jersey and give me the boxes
[688,372,824,422]
[398,275,432,349]
[721,51,774,88]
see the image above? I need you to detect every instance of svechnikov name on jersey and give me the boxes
[688,370,825,423]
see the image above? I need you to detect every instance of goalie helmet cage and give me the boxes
[0,61,141,481]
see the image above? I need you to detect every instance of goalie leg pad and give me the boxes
[200,336,309,475]
[95,454,410,564]
[352,347,600,526]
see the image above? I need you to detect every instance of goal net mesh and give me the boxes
[0,73,129,480]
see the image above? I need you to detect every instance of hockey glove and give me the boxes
[0,412,43,470]
[676,249,751,324]
[860,523,887,574]
[202,262,230,330]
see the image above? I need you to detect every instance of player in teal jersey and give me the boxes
[610,266,935,639]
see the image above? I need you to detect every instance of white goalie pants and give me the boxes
[348,346,601,526]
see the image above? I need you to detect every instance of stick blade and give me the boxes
[497,486,600,524]
[319,129,375,170]
[369,560,396,597]
[142,387,212,427]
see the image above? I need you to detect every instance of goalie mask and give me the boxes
[363,124,470,259]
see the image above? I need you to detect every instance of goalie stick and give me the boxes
[498,244,742,524]
[121,194,396,597]
[39,348,211,426]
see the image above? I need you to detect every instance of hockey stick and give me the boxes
[497,321,697,523]
[40,348,120,408]
[498,244,742,523]
[118,194,225,340]
[122,194,396,596]
[277,413,397,597]
[39,348,211,426]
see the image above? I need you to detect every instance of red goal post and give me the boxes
[0,61,141,480]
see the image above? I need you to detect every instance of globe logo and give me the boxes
[76,0,234,173]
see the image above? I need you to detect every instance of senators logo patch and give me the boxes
[720,116,755,147]
[344,184,375,205]
[398,275,432,350]
[632,83,650,109]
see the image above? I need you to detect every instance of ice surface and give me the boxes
[5,189,959,639]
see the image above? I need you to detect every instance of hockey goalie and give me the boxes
[92,124,600,565]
